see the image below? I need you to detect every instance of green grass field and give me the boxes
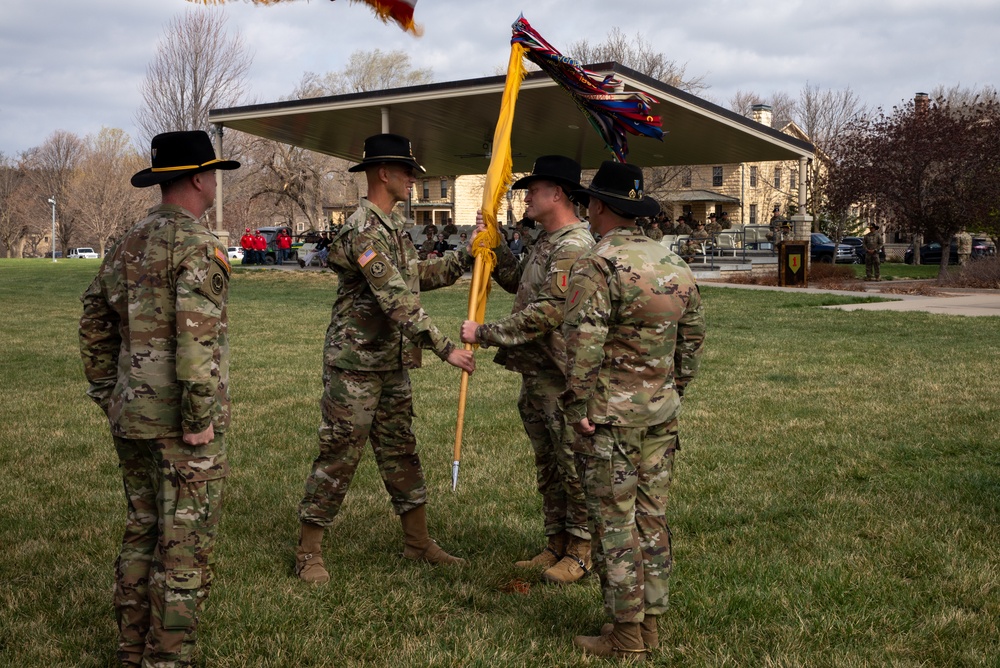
[1,259,997,667]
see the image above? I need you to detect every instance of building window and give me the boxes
[440,179,448,199]
[774,168,781,189]
[750,166,758,188]
[790,171,797,190]
[712,166,723,187]
[749,204,757,225]
[422,180,429,200]
[681,168,692,188]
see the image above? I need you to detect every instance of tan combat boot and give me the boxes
[574,621,647,661]
[295,522,330,584]
[514,532,566,569]
[400,505,466,566]
[601,615,659,650]
[542,534,591,584]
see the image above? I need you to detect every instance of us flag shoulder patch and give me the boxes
[214,247,231,275]
[358,248,377,267]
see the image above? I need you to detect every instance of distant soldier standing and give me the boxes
[461,156,595,585]
[562,161,705,659]
[864,223,884,280]
[955,227,973,266]
[295,133,475,584]
[79,131,239,668]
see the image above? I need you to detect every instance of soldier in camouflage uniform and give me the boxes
[79,131,239,668]
[296,134,475,584]
[562,161,705,660]
[863,223,884,280]
[460,156,595,584]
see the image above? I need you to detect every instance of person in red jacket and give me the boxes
[276,228,292,265]
[253,230,267,264]
[240,227,254,265]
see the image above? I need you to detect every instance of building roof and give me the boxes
[663,189,741,203]
[210,62,815,178]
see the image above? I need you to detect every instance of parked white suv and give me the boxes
[68,247,99,259]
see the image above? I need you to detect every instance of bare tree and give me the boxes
[569,27,708,94]
[300,48,432,97]
[70,128,152,257]
[729,89,797,128]
[22,130,85,252]
[135,9,253,143]
[233,52,433,232]
[929,84,999,108]
[0,152,30,257]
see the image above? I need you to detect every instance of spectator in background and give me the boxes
[509,230,524,259]
[433,233,450,256]
[276,228,292,265]
[240,227,254,265]
[421,221,438,237]
[675,215,692,235]
[420,233,436,260]
[252,230,267,265]
[442,219,458,239]
[644,219,663,241]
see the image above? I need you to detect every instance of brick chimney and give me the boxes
[914,92,929,115]
[751,103,773,127]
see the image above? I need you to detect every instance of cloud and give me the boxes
[0,0,996,154]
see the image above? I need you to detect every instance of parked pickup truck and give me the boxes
[67,247,99,259]
[809,233,856,264]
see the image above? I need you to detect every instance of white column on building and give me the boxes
[381,106,391,133]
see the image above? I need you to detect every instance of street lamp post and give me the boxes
[47,197,57,262]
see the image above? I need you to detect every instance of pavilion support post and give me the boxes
[789,156,813,269]
[381,107,391,133]
[213,124,230,248]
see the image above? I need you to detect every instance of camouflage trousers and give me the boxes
[866,253,881,279]
[518,372,589,541]
[299,367,427,525]
[575,419,677,624]
[112,434,228,668]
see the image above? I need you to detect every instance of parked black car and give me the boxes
[904,238,995,265]
[810,233,857,263]
[841,236,886,262]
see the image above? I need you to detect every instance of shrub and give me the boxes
[938,255,1000,289]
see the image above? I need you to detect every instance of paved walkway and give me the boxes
[701,282,1000,317]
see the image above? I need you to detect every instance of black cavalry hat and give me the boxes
[348,133,426,173]
[131,130,240,188]
[572,161,660,218]
[511,155,582,191]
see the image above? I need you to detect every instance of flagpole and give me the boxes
[452,252,487,490]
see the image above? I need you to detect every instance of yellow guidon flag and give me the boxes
[185,0,423,36]
[451,40,527,491]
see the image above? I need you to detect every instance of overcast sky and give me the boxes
[2,0,997,155]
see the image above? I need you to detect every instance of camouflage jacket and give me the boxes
[561,227,705,434]
[863,231,884,253]
[325,198,470,371]
[79,204,231,439]
[478,221,594,376]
